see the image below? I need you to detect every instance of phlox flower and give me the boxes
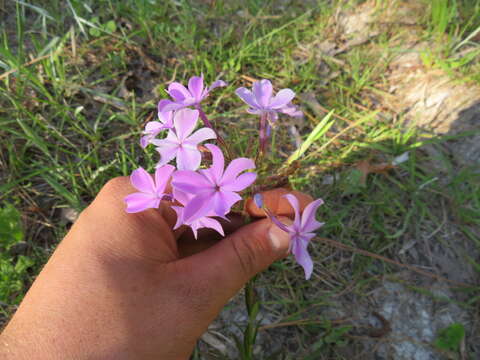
[171,190,224,239]
[172,144,256,222]
[124,165,175,213]
[235,79,302,152]
[159,75,226,112]
[152,108,216,171]
[140,110,174,148]
[255,193,324,280]
[235,79,303,123]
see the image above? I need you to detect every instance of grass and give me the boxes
[1,0,480,358]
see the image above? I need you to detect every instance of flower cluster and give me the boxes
[124,75,324,279]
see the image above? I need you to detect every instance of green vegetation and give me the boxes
[434,323,465,354]
[1,0,479,358]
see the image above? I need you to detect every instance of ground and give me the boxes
[0,0,479,359]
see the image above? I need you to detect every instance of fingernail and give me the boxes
[268,223,291,253]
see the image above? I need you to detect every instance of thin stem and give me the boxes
[243,276,258,359]
[239,212,258,359]
[255,113,268,165]
[259,113,267,154]
[196,105,215,129]
[196,105,232,161]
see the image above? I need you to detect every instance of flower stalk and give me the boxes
[196,105,231,161]
[242,276,259,359]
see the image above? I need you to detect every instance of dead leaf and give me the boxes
[355,160,395,186]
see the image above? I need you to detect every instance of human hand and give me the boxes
[0,177,312,360]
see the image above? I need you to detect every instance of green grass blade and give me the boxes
[287,110,335,164]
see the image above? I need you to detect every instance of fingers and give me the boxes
[86,177,179,262]
[245,188,313,218]
[175,217,291,306]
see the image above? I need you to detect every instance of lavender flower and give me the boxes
[171,190,224,239]
[172,144,256,222]
[140,110,174,148]
[124,165,175,213]
[235,79,302,152]
[235,79,303,123]
[159,75,227,112]
[255,193,324,280]
[152,108,216,171]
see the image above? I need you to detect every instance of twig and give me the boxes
[258,317,352,331]
[318,237,473,288]
[240,75,258,84]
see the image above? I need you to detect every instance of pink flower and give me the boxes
[124,165,175,213]
[159,75,227,112]
[140,110,174,148]
[171,190,224,239]
[152,108,216,171]
[235,79,303,152]
[172,144,256,222]
[235,79,303,123]
[255,193,324,280]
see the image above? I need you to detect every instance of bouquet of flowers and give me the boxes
[124,75,324,280]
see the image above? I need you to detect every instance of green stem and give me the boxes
[243,276,258,359]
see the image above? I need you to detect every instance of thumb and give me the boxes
[176,218,291,304]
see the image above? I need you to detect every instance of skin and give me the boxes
[0,177,312,360]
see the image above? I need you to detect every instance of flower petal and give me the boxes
[205,144,225,183]
[253,79,273,108]
[279,103,303,117]
[176,146,202,171]
[171,206,184,229]
[197,217,225,237]
[140,135,150,149]
[221,158,256,186]
[154,164,175,195]
[292,236,314,280]
[174,108,199,142]
[172,170,213,194]
[183,191,215,222]
[269,89,295,109]
[158,111,174,128]
[235,87,259,109]
[144,121,164,133]
[168,82,190,101]
[155,141,178,167]
[188,75,204,102]
[172,188,192,206]
[213,191,242,217]
[158,99,175,112]
[161,101,187,112]
[208,79,227,91]
[124,193,159,213]
[300,198,324,233]
[186,127,216,145]
[283,194,301,230]
[222,172,257,192]
[130,167,156,193]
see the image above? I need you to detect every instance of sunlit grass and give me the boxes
[1,0,479,358]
